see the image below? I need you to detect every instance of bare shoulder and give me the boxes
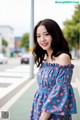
[56,53,71,66]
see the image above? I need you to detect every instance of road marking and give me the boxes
[0,65,31,106]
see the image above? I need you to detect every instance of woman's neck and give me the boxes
[47,49,53,58]
[46,50,54,62]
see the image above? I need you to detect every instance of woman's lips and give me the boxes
[41,43,48,47]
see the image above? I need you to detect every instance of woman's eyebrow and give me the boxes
[37,31,48,35]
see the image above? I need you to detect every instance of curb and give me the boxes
[0,76,30,107]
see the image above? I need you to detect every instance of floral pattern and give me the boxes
[30,63,77,120]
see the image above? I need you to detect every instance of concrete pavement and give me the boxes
[0,78,37,120]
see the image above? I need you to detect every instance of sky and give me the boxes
[0,0,76,37]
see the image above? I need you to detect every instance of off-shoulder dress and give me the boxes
[30,62,77,120]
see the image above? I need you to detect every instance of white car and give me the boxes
[0,53,8,64]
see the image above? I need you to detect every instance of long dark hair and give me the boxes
[33,18,72,67]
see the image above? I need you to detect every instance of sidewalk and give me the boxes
[9,78,37,120]
[0,78,37,120]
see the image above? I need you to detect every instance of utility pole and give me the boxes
[0,33,2,53]
[29,0,34,78]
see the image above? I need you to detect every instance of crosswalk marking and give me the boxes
[0,65,31,102]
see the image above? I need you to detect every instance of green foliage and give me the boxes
[20,33,29,50]
[63,4,80,49]
[2,38,8,46]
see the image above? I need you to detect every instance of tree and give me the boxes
[2,38,8,54]
[63,4,80,49]
[2,38,8,47]
[20,33,29,51]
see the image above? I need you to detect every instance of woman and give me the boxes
[30,19,77,120]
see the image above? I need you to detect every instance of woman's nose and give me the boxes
[41,36,45,41]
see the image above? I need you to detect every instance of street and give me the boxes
[0,57,37,119]
[0,58,21,72]
[0,57,37,107]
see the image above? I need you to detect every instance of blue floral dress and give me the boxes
[30,63,77,120]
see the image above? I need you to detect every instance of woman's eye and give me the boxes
[37,35,40,38]
[45,33,49,36]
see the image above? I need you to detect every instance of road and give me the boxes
[0,57,37,107]
[0,58,21,72]
[0,57,38,119]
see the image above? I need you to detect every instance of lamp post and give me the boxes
[29,0,34,78]
[0,33,2,53]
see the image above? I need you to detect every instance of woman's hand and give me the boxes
[39,111,51,120]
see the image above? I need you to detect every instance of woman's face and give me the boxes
[36,25,52,52]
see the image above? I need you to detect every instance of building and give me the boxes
[0,25,15,57]
[15,36,21,53]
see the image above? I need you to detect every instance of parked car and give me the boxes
[21,53,29,64]
[0,53,8,64]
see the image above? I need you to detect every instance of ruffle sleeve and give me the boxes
[42,64,77,116]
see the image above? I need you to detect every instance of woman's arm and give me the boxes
[39,111,51,120]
